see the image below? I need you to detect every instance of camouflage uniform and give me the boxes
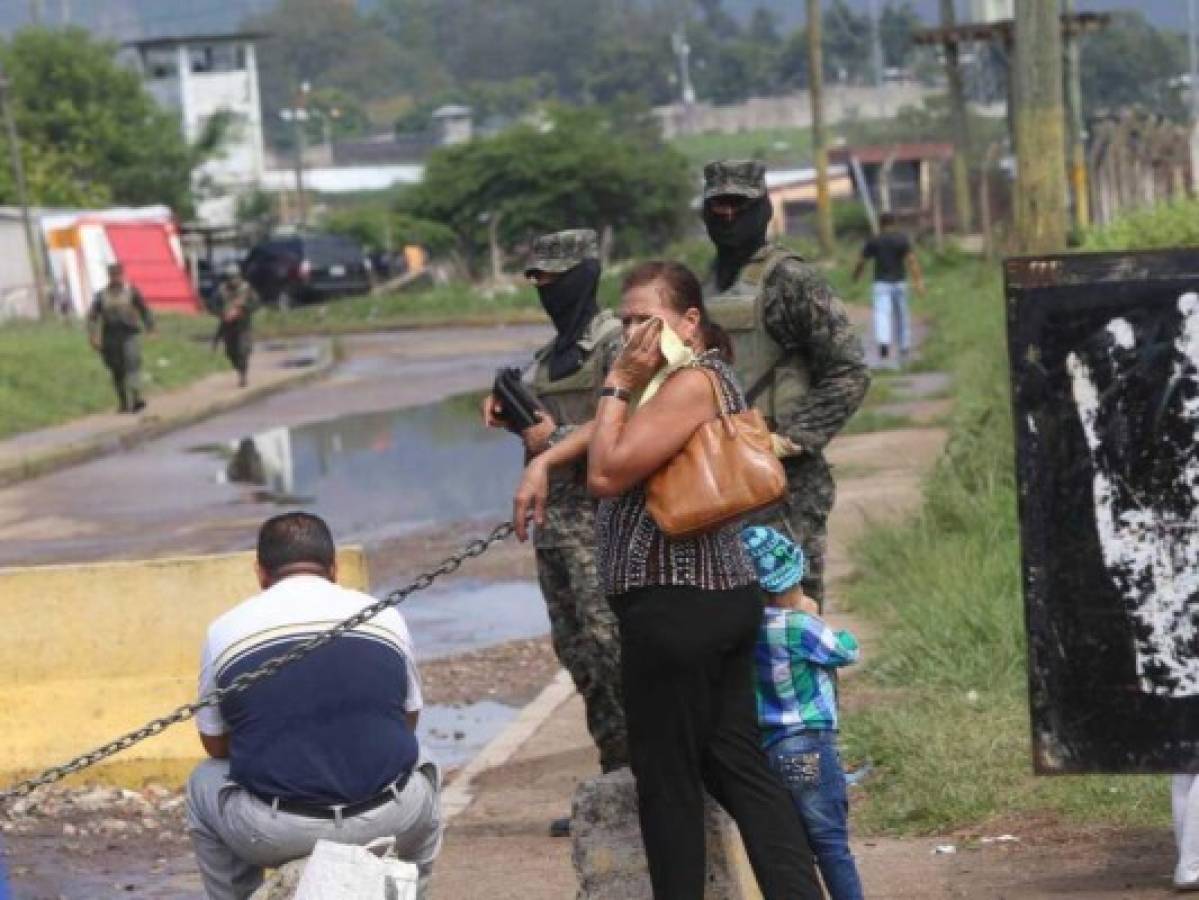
[215,277,260,385]
[526,229,628,772]
[86,281,155,412]
[702,160,871,606]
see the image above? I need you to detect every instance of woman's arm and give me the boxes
[588,369,718,497]
[512,421,596,541]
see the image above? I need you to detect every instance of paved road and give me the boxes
[0,326,550,568]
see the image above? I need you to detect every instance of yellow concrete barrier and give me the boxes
[0,549,369,789]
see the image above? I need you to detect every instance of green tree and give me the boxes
[0,28,209,213]
[823,0,872,84]
[1080,11,1187,121]
[248,0,410,149]
[401,105,691,273]
[879,1,921,70]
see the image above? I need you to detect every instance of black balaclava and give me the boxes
[704,195,774,291]
[537,257,601,381]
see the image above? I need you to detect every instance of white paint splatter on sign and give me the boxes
[1068,295,1199,697]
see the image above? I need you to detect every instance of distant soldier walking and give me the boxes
[701,160,870,607]
[484,230,628,813]
[213,264,259,388]
[87,262,154,414]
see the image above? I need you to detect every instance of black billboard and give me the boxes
[1006,249,1199,774]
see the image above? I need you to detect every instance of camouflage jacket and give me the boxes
[757,257,870,454]
[87,284,154,341]
[534,313,622,550]
[217,280,260,324]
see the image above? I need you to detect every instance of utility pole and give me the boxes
[1189,0,1199,196]
[807,0,834,255]
[1013,0,1069,253]
[1063,0,1089,230]
[867,0,886,117]
[28,0,41,26]
[280,83,310,228]
[0,65,50,318]
[940,0,974,233]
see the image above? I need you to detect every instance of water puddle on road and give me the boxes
[193,392,524,540]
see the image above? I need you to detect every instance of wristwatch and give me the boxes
[599,386,632,403]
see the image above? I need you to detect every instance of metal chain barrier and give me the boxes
[0,519,517,805]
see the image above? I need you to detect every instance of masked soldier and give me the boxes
[701,160,870,607]
[482,229,627,821]
[87,262,155,414]
[214,263,260,387]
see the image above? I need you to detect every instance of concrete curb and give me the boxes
[0,340,335,489]
[441,668,577,822]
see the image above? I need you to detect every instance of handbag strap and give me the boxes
[690,363,738,435]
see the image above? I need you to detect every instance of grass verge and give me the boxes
[839,249,1168,835]
[253,282,548,338]
[0,316,226,440]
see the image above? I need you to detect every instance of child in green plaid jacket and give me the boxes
[742,525,864,900]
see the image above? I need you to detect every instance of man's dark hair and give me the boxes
[257,512,336,575]
[879,212,897,229]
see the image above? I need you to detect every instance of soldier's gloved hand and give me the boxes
[522,411,557,456]
[481,392,508,429]
[513,457,549,543]
[770,433,802,459]
[1067,292,1199,697]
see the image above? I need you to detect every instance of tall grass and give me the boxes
[0,316,226,439]
[840,248,1168,833]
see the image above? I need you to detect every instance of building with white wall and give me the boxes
[128,32,268,226]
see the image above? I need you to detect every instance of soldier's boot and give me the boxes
[113,379,129,414]
[129,389,146,414]
[237,366,248,388]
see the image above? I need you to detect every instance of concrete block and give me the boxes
[0,548,369,787]
[571,769,762,900]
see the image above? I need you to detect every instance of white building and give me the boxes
[128,32,268,226]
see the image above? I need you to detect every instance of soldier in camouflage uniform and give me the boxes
[214,264,260,388]
[701,160,870,607]
[87,262,155,414]
[482,229,628,785]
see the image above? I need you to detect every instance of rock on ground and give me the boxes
[250,858,308,899]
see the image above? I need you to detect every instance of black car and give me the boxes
[242,234,373,309]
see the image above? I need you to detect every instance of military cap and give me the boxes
[525,228,599,276]
[703,159,768,201]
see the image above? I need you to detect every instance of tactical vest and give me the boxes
[98,285,144,333]
[530,309,622,485]
[704,245,809,426]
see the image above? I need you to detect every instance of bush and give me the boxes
[1083,198,1199,251]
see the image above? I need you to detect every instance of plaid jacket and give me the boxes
[754,608,859,747]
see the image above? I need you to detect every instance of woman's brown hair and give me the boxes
[620,261,734,363]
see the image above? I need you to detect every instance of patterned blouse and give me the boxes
[596,354,759,597]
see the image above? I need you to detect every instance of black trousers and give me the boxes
[611,583,823,900]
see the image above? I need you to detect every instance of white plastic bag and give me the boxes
[293,837,420,900]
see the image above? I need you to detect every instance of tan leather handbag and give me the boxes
[646,365,787,538]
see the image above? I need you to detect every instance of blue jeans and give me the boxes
[872,280,910,354]
[767,731,864,900]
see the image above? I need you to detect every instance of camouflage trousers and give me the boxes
[100,333,143,409]
[747,452,834,608]
[221,322,253,377]
[536,545,628,772]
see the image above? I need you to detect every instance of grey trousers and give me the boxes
[186,758,443,900]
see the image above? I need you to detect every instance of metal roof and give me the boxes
[124,31,270,50]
